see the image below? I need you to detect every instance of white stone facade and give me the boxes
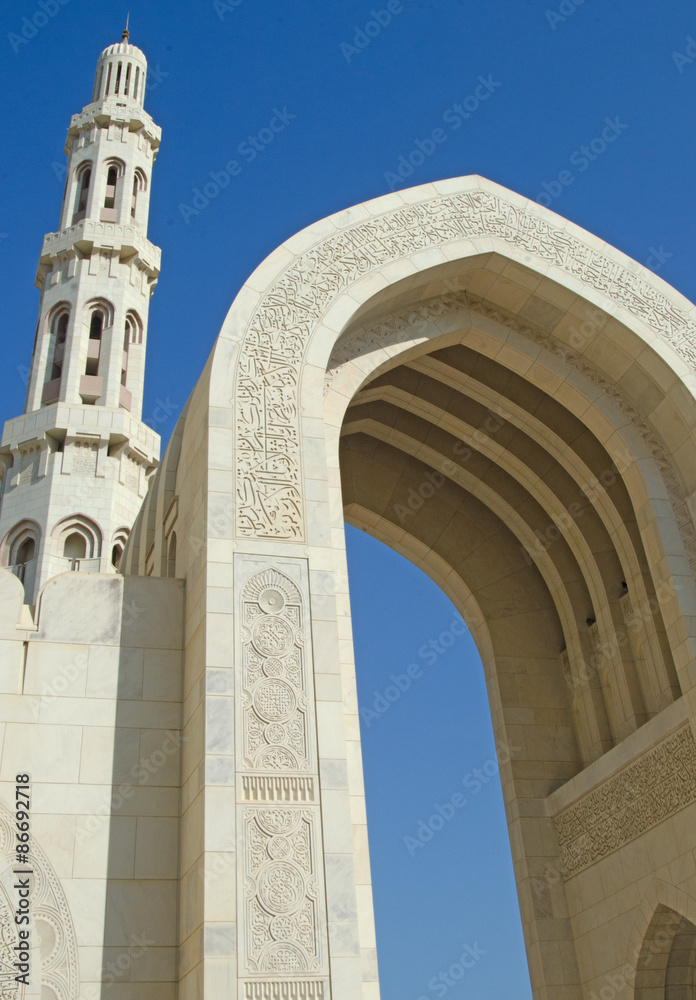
[2,39,696,1000]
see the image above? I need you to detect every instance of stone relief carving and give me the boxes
[553,725,696,879]
[0,802,79,999]
[235,189,696,540]
[328,288,696,577]
[241,568,311,772]
[243,808,323,975]
[244,981,325,999]
[242,777,315,803]
[236,557,327,988]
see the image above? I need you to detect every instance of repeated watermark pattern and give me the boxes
[545,0,588,31]
[8,0,70,53]
[403,742,519,855]
[178,107,296,224]
[214,0,245,21]
[536,116,629,207]
[340,1,410,62]
[359,614,468,728]
[384,75,502,191]
[415,940,487,999]
[672,35,696,72]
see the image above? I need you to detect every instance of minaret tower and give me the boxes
[0,27,161,603]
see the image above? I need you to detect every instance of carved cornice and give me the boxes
[235,188,696,541]
[553,725,696,879]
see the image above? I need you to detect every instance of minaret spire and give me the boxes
[0,36,162,603]
[122,13,129,42]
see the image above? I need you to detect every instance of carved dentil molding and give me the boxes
[234,188,696,541]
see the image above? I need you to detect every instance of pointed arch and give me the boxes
[72,159,93,222]
[111,527,130,571]
[0,519,42,602]
[52,514,102,570]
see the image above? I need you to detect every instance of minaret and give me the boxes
[0,28,161,603]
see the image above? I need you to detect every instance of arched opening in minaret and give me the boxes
[345,525,533,998]
[64,532,87,563]
[86,310,103,377]
[44,308,69,403]
[131,169,147,222]
[104,167,118,210]
[73,164,91,223]
[16,538,35,566]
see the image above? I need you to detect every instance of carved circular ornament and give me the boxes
[267,835,292,861]
[257,862,305,914]
[258,587,287,614]
[263,658,285,677]
[257,746,298,769]
[251,617,294,657]
[269,914,295,941]
[264,941,306,971]
[264,723,287,745]
[254,678,296,723]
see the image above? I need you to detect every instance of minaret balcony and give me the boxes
[66,99,161,153]
[87,340,101,362]
[79,375,103,402]
[38,218,161,277]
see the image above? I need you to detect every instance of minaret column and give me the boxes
[0,34,161,604]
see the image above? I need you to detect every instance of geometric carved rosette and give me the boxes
[244,808,322,974]
[241,569,312,772]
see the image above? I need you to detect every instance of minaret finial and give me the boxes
[122,13,129,42]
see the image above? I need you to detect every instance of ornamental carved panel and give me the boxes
[240,567,312,773]
[553,724,696,879]
[0,802,79,999]
[243,807,323,975]
[234,188,696,541]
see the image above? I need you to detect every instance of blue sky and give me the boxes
[1,1,695,996]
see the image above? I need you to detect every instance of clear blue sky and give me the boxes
[1,1,695,996]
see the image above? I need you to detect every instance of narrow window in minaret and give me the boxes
[85,311,103,377]
[105,63,112,96]
[134,67,140,102]
[64,532,87,568]
[122,321,130,387]
[104,167,118,210]
[73,167,91,223]
[50,313,68,380]
[114,61,122,94]
[124,63,132,96]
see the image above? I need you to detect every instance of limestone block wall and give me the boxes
[0,568,184,999]
[546,698,696,999]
